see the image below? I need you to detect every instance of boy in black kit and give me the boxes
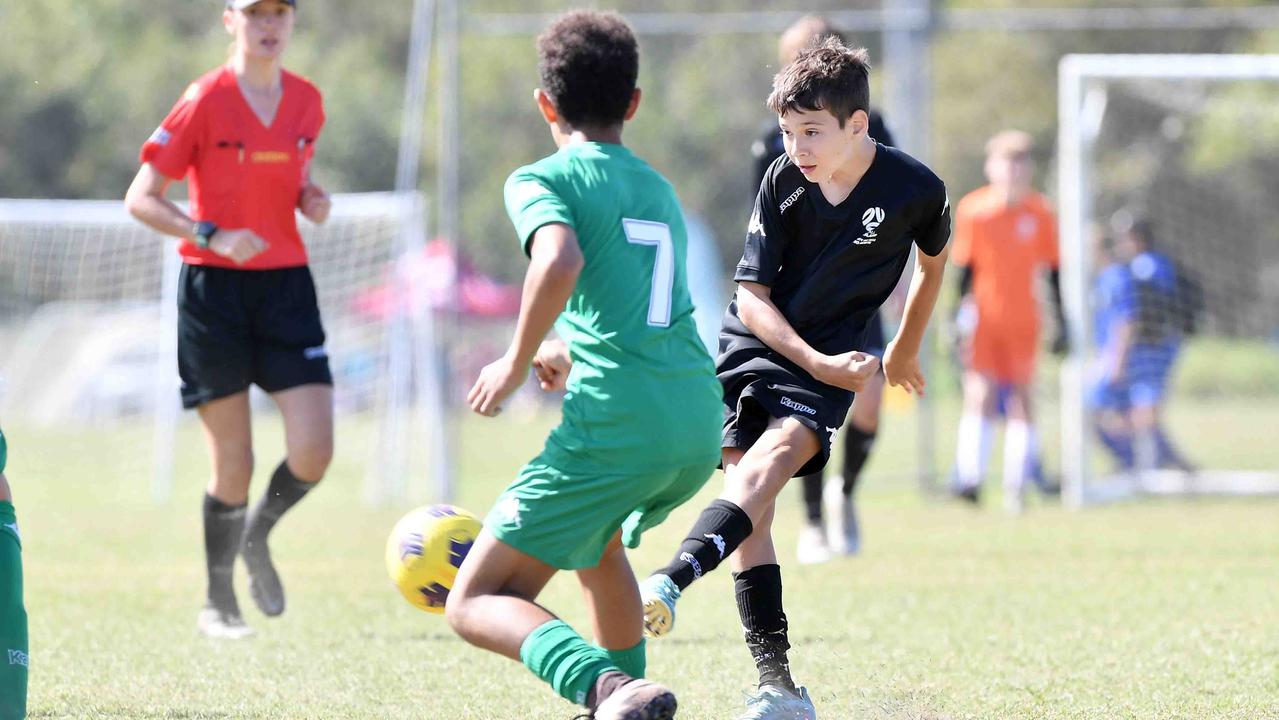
[638,39,950,719]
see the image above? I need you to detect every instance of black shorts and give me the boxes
[178,264,333,409]
[718,357,854,478]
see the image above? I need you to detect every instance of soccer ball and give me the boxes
[385,504,482,614]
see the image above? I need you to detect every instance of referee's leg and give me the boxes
[195,392,255,636]
[239,384,333,617]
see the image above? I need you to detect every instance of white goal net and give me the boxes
[0,192,447,504]
[1058,54,1279,507]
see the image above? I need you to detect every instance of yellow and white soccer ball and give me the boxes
[384,504,482,614]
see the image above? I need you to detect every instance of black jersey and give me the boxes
[751,110,895,195]
[720,145,950,388]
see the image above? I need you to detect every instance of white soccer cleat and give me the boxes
[737,684,817,720]
[795,522,831,565]
[822,476,860,556]
[640,574,681,639]
[197,606,255,640]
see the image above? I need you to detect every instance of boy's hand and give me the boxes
[532,339,572,392]
[815,351,880,392]
[883,340,926,395]
[468,353,528,417]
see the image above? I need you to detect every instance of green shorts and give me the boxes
[486,457,718,570]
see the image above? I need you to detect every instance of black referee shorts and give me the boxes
[719,362,854,478]
[177,264,333,410]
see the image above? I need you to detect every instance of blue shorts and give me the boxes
[1089,344,1178,411]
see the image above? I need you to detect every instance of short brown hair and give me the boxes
[766,37,870,128]
[537,11,639,128]
[778,15,846,66]
[985,129,1034,159]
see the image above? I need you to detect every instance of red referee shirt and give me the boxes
[140,65,325,270]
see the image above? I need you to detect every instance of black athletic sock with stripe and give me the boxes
[244,461,316,549]
[735,563,796,692]
[654,499,753,591]
[203,494,246,614]
[841,425,877,496]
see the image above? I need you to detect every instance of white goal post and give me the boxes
[1058,54,1279,508]
[0,192,449,506]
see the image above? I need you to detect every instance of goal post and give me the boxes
[0,192,449,506]
[1058,54,1279,507]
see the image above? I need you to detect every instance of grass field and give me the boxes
[8,396,1279,719]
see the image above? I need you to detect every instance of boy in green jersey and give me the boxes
[0,428,27,720]
[444,11,722,719]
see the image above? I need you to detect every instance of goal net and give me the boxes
[0,192,447,505]
[1058,54,1279,507]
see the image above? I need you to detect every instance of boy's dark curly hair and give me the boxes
[767,37,870,128]
[537,11,639,128]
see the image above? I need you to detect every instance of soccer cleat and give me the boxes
[640,574,681,639]
[197,605,254,640]
[592,678,678,720]
[736,684,817,720]
[795,522,831,565]
[242,535,286,617]
[822,477,860,556]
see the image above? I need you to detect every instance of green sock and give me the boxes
[598,638,646,679]
[520,620,618,706]
[0,501,28,720]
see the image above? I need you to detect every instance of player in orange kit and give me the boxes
[950,130,1067,513]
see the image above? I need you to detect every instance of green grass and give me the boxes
[7,404,1279,719]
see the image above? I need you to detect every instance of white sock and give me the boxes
[956,414,993,488]
[1003,420,1033,494]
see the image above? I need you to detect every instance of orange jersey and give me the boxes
[951,185,1058,331]
[140,65,325,270]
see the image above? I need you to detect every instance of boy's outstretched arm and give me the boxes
[468,223,583,416]
[884,244,950,395]
[737,281,879,393]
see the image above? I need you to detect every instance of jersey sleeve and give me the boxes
[299,88,326,183]
[504,167,574,256]
[139,83,205,181]
[913,183,952,258]
[733,163,787,286]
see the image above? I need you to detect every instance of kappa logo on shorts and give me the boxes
[8,649,27,668]
[826,427,838,444]
[2,522,18,543]
[303,346,328,360]
[779,396,816,415]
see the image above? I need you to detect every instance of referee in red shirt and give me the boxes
[126,0,333,639]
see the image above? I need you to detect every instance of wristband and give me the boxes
[193,221,218,249]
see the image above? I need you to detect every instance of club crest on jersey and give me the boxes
[854,207,885,245]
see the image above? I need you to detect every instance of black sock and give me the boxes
[203,493,247,613]
[734,564,796,692]
[244,461,317,548]
[841,425,877,496]
[655,499,753,591]
[801,471,824,523]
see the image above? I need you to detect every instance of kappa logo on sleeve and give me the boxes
[510,179,554,208]
[747,207,765,238]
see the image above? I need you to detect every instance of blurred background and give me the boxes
[2,0,1279,502]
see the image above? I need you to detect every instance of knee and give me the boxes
[444,589,474,638]
[213,443,254,482]
[289,437,333,483]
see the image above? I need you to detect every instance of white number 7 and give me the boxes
[622,218,675,327]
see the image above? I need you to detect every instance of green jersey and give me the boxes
[504,142,722,474]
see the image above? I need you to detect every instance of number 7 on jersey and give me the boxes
[622,218,675,328]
